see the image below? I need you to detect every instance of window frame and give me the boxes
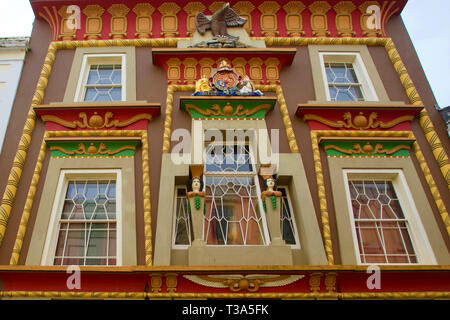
[41,169,123,266]
[202,131,270,246]
[172,186,192,249]
[342,169,436,265]
[277,185,301,249]
[319,52,378,102]
[74,53,127,102]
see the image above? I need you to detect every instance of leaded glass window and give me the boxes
[348,179,418,264]
[204,143,268,245]
[84,64,122,102]
[53,180,117,266]
[325,62,364,102]
[278,187,300,247]
[173,187,192,246]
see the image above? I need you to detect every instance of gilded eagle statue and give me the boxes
[195,3,247,40]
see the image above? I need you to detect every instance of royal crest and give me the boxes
[193,60,263,96]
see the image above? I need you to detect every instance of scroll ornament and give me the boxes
[183,274,304,292]
[303,111,414,130]
[324,142,411,155]
[41,112,152,129]
[50,142,136,156]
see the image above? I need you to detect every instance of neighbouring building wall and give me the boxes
[0,37,29,152]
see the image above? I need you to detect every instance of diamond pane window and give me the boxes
[53,180,117,266]
[325,62,364,102]
[348,179,418,264]
[204,176,266,245]
[84,64,122,102]
[203,142,268,245]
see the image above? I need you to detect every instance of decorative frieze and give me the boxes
[232,1,255,35]
[166,58,182,84]
[333,1,356,37]
[231,57,247,77]
[183,2,206,36]
[180,97,276,120]
[133,3,155,38]
[158,2,181,37]
[308,1,331,37]
[83,5,104,40]
[48,141,139,157]
[198,58,215,79]
[264,57,280,84]
[283,1,306,36]
[322,141,412,157]
[248,57,264,84]
[57,6,77,40]
[302,112,415,130]
[183,274,304,292]
[358,1,382,37]
[258,1,281,37]
[41,111,152,130]
[108,4,129,39]
[182,58,198,85]
[37,0,405,40]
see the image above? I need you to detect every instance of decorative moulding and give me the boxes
[152,48,296,85]
[34,103,161,131]
[57,5,76,40]
[320,140,413,157]
[83,5,105,40]
[179,96,277,119]
[308,1,331,37]
[296,103,422,131]
[258,1,281,37]
[333,1,356,37]
[48,141,140,157]
[158,2,181,38]
[183,2,206,36]
[283,1,306,37]
[133,3,155,38]
[232,1,256,35]
[107,4,130,39]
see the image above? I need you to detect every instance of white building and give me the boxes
[0,37,29,152]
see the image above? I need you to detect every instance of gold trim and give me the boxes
[1,264,449,272]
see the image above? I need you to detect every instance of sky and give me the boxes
[0,0,448,108]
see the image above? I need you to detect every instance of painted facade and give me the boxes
[0,0,449,299]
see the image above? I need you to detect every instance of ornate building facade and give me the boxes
[0,0,449,299]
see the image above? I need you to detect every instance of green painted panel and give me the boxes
[48,141,140,157]
[321,141,412,157]
[180,98,276,119]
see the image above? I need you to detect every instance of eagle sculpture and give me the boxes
[195,3,247,40]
